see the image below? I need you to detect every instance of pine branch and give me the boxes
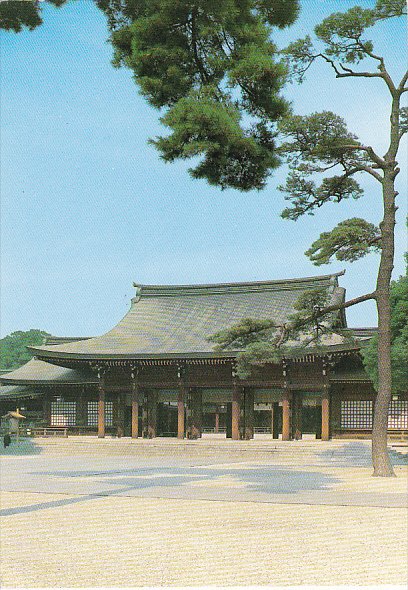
[340,144,385,168]
[211,291,377,352]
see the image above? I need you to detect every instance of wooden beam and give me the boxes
[215,409,219,433]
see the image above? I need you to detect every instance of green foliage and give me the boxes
[315,0,406,63]
[286,287,336,339]
[314,6,376,63]
[280,173,364,220]
[235,341,284,379]
[0,330,50,372]
[400,107,408,138]
[277,111,366,219]
[284,0,406,80]
[209,318,276,350]
[362,271,408,393]
[98,0,299,189]
[278,111,362,165]
[153,92,279,189]
[0,0,68,32]
[209,287,345,377]
[306,218,381,265]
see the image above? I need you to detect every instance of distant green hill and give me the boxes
[0,330,51,372]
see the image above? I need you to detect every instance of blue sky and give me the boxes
[1,0,407,337]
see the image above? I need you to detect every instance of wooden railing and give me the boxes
[29,427,68,438]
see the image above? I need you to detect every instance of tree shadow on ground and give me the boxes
[1,464,340,516]
[0,437,42,456]
[316,441,408,466]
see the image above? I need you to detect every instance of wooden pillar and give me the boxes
[321,386,330,441]
[215,409,220,433]
[226,403,232,438]
[293,392,303,440]
[98,376,105,439]
[231,382,241,440]
[282,388,291,441]
[117,392,125,438]
[142,391,149,438]
[147,390,157,438]
[43,395,51,426]
[281,361,291,441]
[271,401,279,439]
[77,387,87,432]
[186,388,202,439]
[196,389,203,438]
[177,366,185,439]
[243,387,254,439]
[131,369,139,439]
[177,385,185,439]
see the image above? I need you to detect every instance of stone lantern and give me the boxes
[2,408,26,441]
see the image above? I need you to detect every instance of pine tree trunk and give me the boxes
[371,172,397,477]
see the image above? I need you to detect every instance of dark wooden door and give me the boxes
[157,403,178,437]
[302,406,322,438]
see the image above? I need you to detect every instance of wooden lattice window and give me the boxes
[341,400,373,429]
[388,400,408,429]
[51,401,76,426]
[87,401,113,427]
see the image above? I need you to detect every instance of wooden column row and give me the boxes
[280,388,330,441]
[95,364,331,441]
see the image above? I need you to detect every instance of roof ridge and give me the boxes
[133,271,345,298]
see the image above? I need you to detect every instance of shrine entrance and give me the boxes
[157,402,178,437]
[293,393,323,439]
[302,405,322,438]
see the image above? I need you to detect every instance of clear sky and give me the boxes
[1,0,407,337]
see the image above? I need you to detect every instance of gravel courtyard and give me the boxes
[1,436,407,587]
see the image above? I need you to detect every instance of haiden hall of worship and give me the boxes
[1,272,407,441]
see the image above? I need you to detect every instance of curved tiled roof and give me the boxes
[0,359,96,385]
[0,385,43,400]
[29,272,346,361]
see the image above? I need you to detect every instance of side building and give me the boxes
[1,273,407,440]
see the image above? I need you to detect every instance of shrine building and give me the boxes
[1,272,407,440]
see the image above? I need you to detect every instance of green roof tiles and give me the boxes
[0,359,97,385]
[30,273,346,361]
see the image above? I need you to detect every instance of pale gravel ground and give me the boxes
[0,438,407,587]
[1,491,407,587]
